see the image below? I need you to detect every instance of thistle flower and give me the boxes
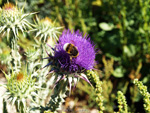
[45,29,96,91]
[1,70,38,112]
[34,16,62,42]
[43,30,96,111]
[3,2,16,11]
[0,2,34,39]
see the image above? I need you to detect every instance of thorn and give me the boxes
[47,70,55,75]
[46,43,55,51]
[45,49,51,57]
[52,76,62,90]
[68,77,72,96]
[73,78,78,91]
[41,62,53,70]
[60,74,66,81]
[42,57,50,59]
[76,74,92,86]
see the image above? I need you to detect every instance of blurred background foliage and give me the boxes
[1,0,150,112]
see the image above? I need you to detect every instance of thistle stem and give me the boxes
[15,101,25,113]
[41,79,68,112]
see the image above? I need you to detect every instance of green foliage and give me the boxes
[96,0,150,78]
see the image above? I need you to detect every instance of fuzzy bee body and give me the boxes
[63,43,79,58]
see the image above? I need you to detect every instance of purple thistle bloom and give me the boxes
[54,29,96,73]
[45,29,96,91]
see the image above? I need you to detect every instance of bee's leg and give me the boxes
[70,56,73,63]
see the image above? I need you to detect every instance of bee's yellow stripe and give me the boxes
[67,44,73,54]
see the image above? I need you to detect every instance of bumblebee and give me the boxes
[63,43,79,58]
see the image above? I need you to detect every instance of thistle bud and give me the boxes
[2,70,37,111]
[34,16,63,42]
[0,2,34,40]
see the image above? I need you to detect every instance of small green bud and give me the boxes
[133,79,150,112]
[2,70,38,112]
[117,91,128,113]
[0,2,34,40]
[86,70,105,112]
[34,16,63,43]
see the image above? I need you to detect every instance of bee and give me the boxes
[63,43,79,58]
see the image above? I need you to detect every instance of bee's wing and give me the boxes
[70,40,75,45]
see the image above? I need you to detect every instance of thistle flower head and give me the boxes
[45,29,96,91]
[34,16,63,42]
[0,2,34,39]
[55,29,96,71]
[2,70,37,109]
[16,72,24,81]
[2,2,17,11]
[41,17,52,24]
